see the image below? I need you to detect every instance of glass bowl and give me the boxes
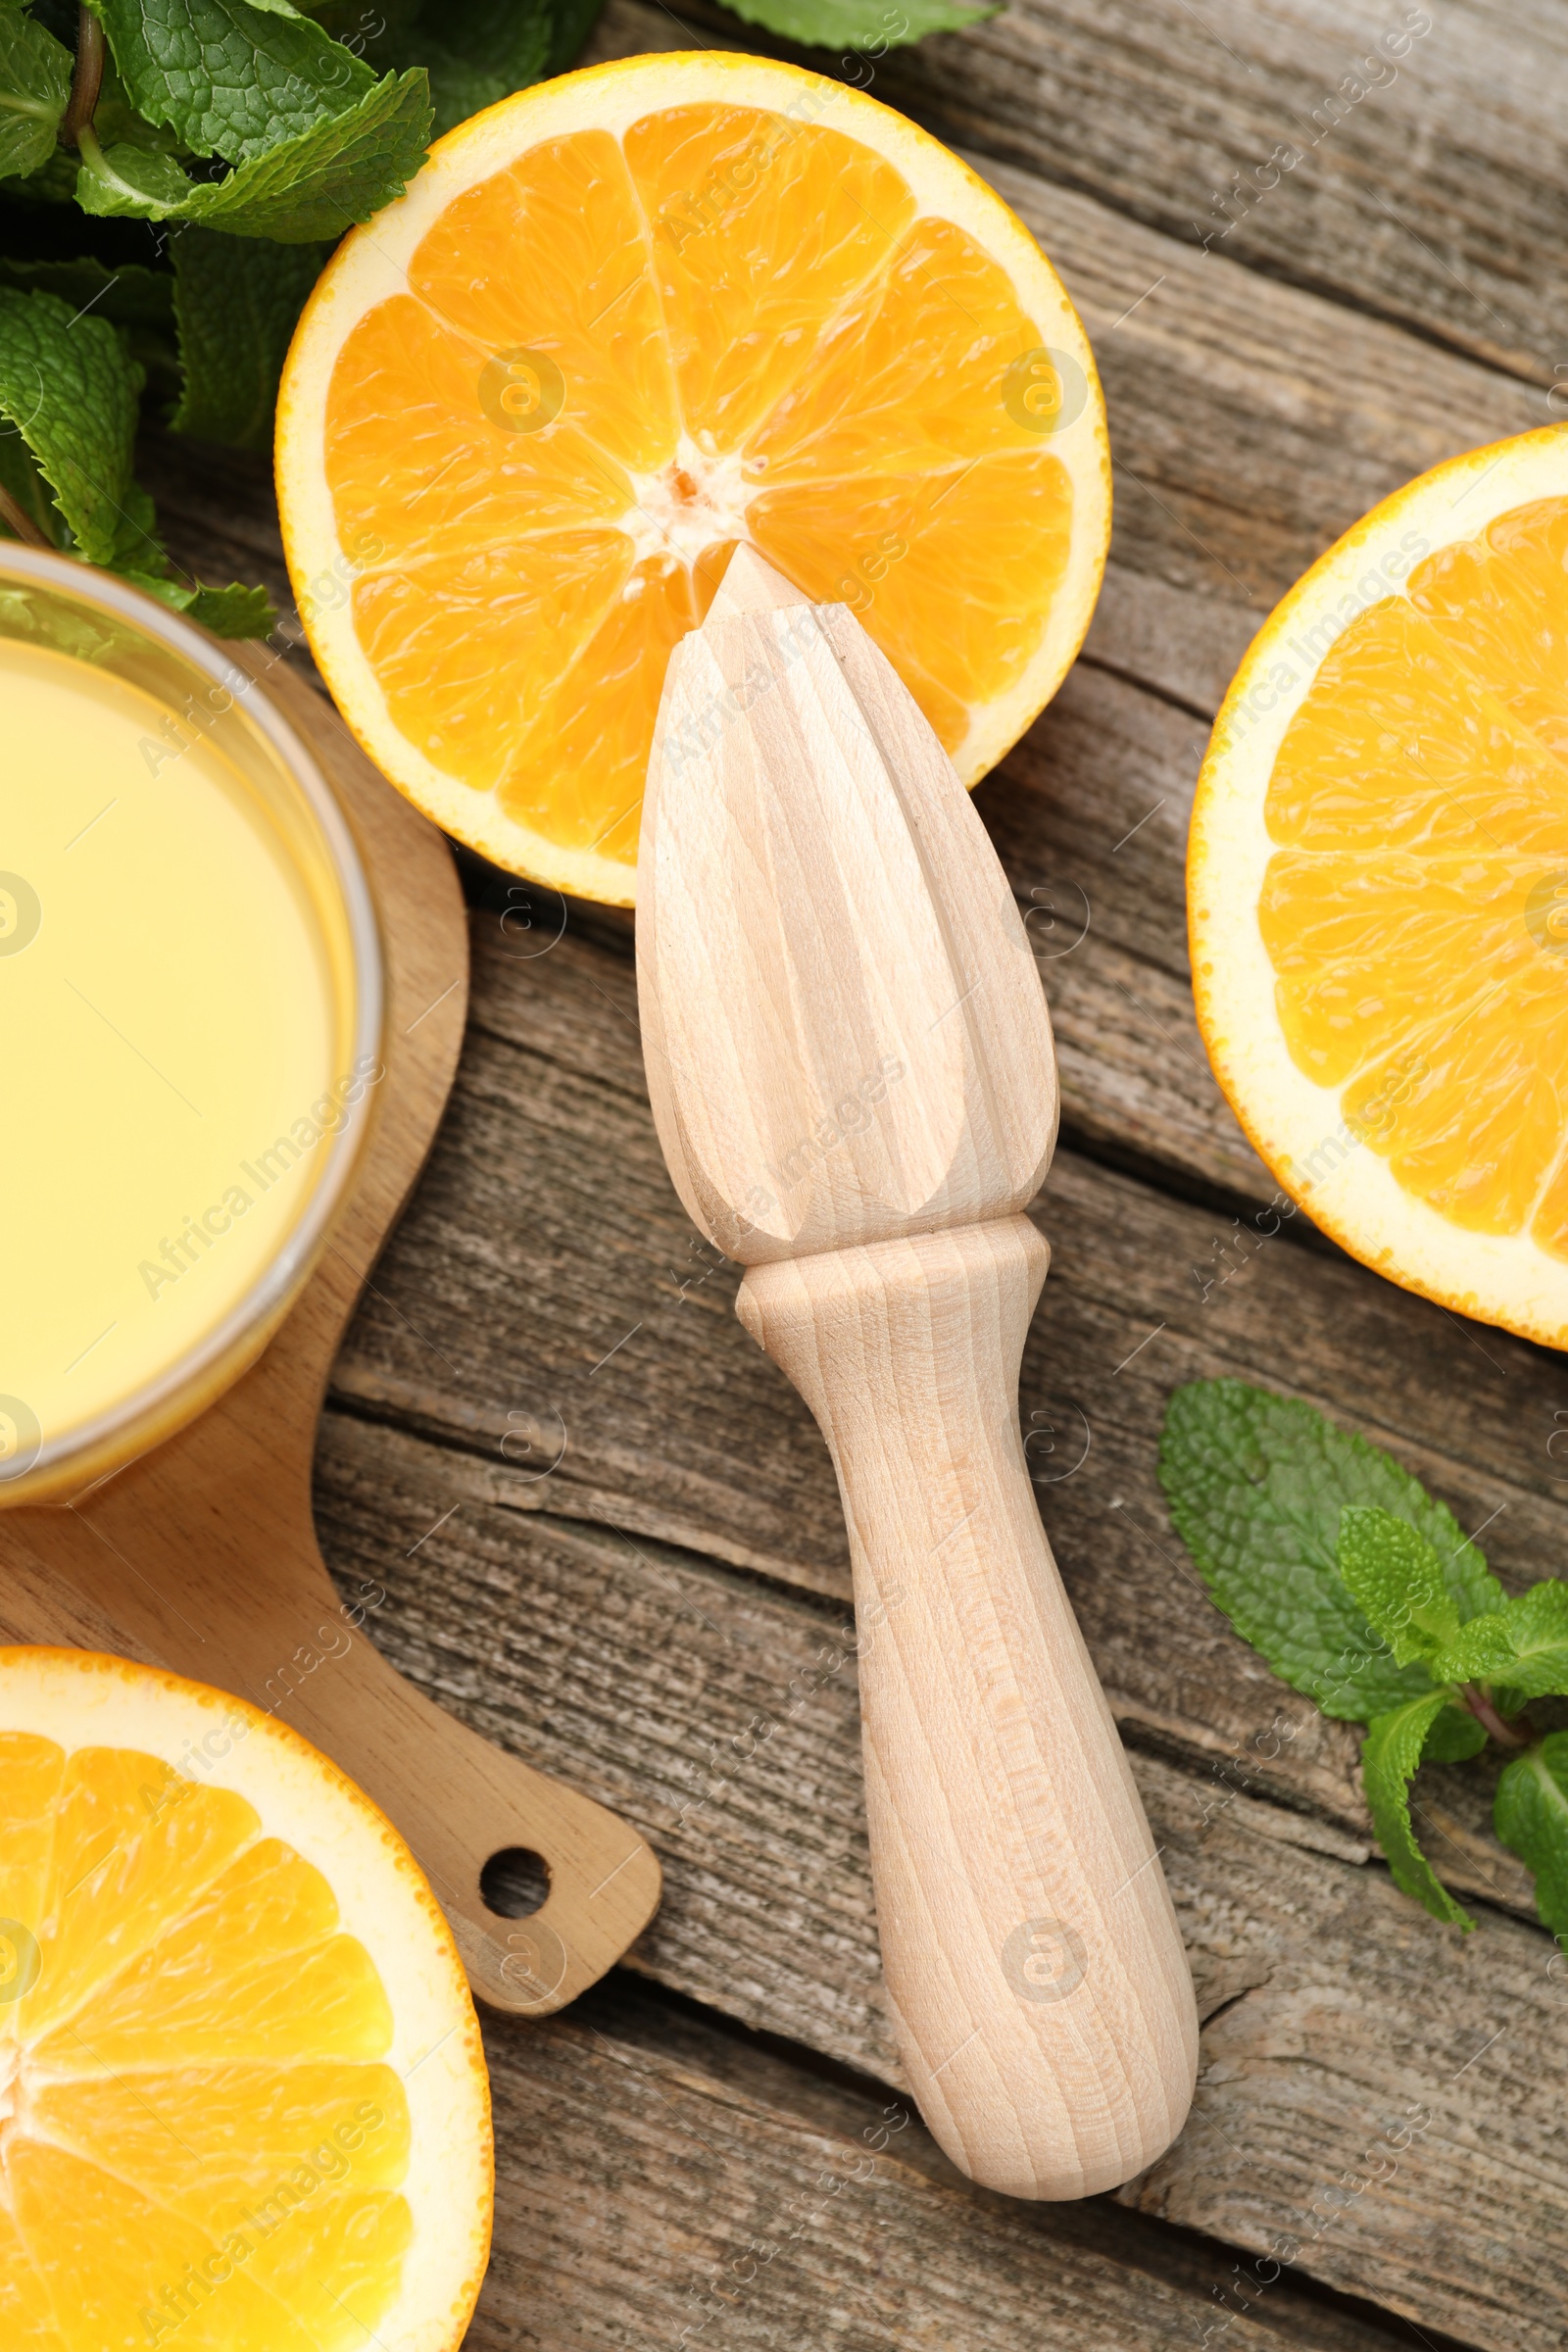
[0,547,383,1506]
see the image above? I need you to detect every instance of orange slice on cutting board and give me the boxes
[0,1648,491,2350]
[275,51,1109,904]
[1191,424,1568,1348]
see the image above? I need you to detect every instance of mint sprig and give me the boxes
[170,225,321,445]
[1160,1378,1568,1941]
[0,283,269,625]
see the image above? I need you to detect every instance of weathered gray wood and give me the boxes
[324,907,1568,1894]
[473,1979,1429,2352]
[315,1407,1566,2351]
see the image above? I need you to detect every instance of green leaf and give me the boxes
[1495,1735,1568,1940]
[0,254,180,392]
[105,471,167,571]
[1337,1506,1461,1667]
[125,566,273,632]
[716,0,994,45]
[0,255,175,332]
[0,129,78,193]
[91,0,375,161]
[1363,1692,1474,1930]
[170,225,320,444]
[1158,1380,1505,1722]
[1420,1703,1488,1763]
[0,2,74,179]
[76,65,429,235]
[0,283,140,563]
[0,286,273,633]
[1434,1577,1568,1705]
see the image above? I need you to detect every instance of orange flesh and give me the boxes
[323,106,1074,860]
[0,1737,410,2349]
[1261,497,1568,1252]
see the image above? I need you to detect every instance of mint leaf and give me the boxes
[717,0,994,45]
[170,225,320,444]
[0,287,272,633]
[0,255,174,333]
[128,567,273,632]
[102,475,273,630]
[1158,1380,1503,1721]
[91,0,375,161]
[1337,1506,1461,1667]
[0,255,179,394]
[1420,1703,1488,1763]
[0,283,140,563]
[1363,1691,1474,1930]
[77,66,429,236]
[1495,1735,1568,1940]
[0,131,78,193]
[0,2,74,179]
[1435,1578,1568,1705]
[106,471,167,572]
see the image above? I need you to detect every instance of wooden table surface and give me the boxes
[143,3,1568,2343]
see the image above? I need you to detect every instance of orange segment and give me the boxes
[352,531,631,788]
[0,2206,62,2348]
[0,1651,491,2352]
[1409,498,1568,760]
[277,53,1110,903]
[1264,596,1568,856]
[752,448,1073,736]
[623,104,916,454]
[21,1745,259,2042]
[323,294,632,568]
[409,129,680,475]
[10,2144,321,2352]
[500,551,701,858]
[1191,429,1568,1348]
[746,217,1055,481]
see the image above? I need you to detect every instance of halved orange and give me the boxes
[0,1648,491,2349]
[1191,425,1568,1348]
[275,51,1109,903]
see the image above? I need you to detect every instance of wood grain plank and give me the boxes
[314,1410,1565,2351]
[473,1978,1441,2352]
[324,909,1568,1908]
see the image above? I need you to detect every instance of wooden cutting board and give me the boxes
[0,642,662,2016]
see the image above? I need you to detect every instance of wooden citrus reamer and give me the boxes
[638,548,1197,2199]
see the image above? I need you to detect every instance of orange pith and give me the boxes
[318,99,1078,871]
[0,1736,410,2348]
[1259,496,1568,1255]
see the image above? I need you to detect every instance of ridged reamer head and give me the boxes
[636,547,1058,1266]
